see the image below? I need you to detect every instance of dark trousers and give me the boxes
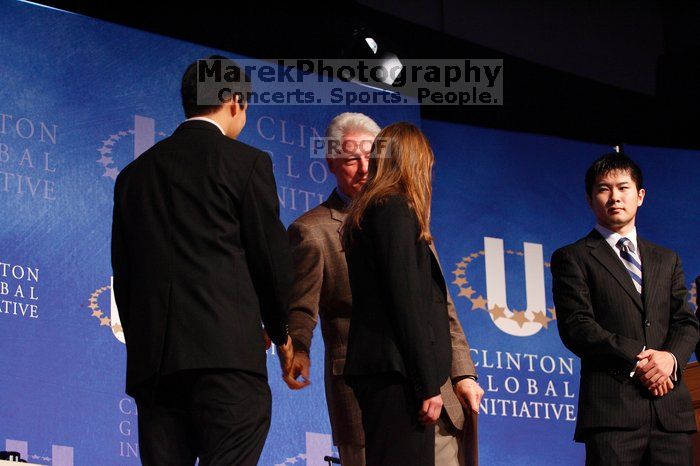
[351,373,435,466]
[135,369,271,466]
[584,405,693,466]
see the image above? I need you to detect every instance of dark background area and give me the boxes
[31,0,700,149]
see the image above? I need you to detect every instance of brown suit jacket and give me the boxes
[288,190,477,446]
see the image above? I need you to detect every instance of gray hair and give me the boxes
[325,112,381,148]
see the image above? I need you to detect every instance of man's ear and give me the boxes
[230,94,246,116]
[228,99,238,117]
[219,99,235,118]
[637,188,645,207]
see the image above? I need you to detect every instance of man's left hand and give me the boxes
[283,351,311,390]
[635,349,675,389]
[277,335,295,376]
[454,378,484,414]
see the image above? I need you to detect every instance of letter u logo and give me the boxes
[483,237,552,337]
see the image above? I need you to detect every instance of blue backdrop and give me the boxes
[1,2,698,465]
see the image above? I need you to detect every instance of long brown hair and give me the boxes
[343,122,435,247]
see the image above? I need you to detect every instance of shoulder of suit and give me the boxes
[371,193,411,215]
[209,139,272,180]
[174,126,266,161]
[114,161,134,185]
[114,148,145,186]
[551,235,590,260]
[638,237,677,258]
[378,193,407,205]
[217,137,268,161]
[573,235,592,248]
[290,202,340,229]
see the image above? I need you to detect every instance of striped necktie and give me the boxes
[616,237,642,294]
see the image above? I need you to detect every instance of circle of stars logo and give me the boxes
[88,285,123,336]
[96,127,166,180]
[452,249,556,334]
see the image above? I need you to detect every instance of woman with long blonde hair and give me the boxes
[342,122,452,466]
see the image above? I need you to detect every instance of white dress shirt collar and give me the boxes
[595,224,639,255]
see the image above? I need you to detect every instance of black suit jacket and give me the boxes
[111,120,292,396]
[343,195,452,400]
[695,276,700,360]
[551,229,698,440]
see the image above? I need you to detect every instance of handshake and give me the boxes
[271,336,448,425]
[279,339,312,390]
[632,348,677,397]
[263,331,311,389]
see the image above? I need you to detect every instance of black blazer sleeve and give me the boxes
[371,198,439,399]
[239,151,292,345]
[111,176,130,330]
[662,254,698,371]
[551,247,644,365]
[696,276,700,360]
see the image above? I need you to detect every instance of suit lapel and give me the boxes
[638,238,658,312]
[586,230,644,311]
[326,190,347,242]
[428,243,448,297]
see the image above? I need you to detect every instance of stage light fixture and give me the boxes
[342,26,404,86]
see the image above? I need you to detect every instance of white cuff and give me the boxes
[670,352,678,381]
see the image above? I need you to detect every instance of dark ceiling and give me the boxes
[26,1,700,149]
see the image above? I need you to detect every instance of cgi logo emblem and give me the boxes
[96,115,166,180]
[4,439,73,466]
[453,237,556,337]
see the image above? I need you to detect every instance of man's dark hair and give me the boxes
[180,55,252,119]
[585,152,644,197]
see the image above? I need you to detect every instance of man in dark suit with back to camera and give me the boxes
[111,56,295,466]
[551,152,698,465]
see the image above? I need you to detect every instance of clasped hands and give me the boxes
[263,330,311,390]
[281,348,311,390]
[633,348,675,397]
